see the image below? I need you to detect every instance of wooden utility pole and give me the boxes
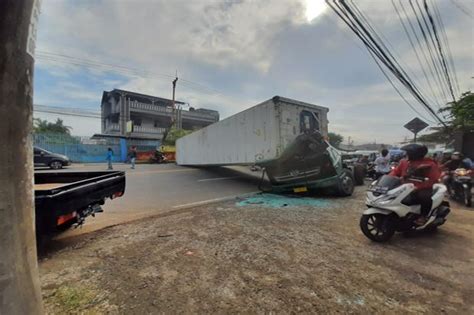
[0,0,44,314]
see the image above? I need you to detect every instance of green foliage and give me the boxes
[328,132,344,148]
[418,91,473,144]
[162,127,193,145]
[440,91,474,129]
[34,118,72,135]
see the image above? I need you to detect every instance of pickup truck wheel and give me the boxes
[49,161,63,169]
[337,170,354,196]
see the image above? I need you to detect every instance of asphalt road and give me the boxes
[36,163,263,237]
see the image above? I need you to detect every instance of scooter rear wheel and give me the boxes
[360,214,395,242]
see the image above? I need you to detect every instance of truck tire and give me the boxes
[337,170,354,196]
[353,164,365,186]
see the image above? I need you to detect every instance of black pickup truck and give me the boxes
[35,171,126,241]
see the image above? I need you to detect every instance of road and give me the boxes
[36,163,263,237]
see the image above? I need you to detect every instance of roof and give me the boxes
[272,96,329,112]
[102,89,185,106]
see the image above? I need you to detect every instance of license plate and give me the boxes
[293,186,308,193]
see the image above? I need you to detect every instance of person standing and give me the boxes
[374,149,390,179]
[106,147,114,170]
[130,146,137,169]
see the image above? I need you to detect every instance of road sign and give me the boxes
[404,117,428,134]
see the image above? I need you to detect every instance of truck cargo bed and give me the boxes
[35,171,126,239]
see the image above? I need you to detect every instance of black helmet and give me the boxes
[401,144,427,161]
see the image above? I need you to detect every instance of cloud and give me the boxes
[34,0,474,144]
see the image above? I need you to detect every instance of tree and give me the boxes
[417,91,473,144]
[441,91,474,129]
[33,118,72,134]
[328,132,344,148]
[1,0,43,313]
[162,127,193,146]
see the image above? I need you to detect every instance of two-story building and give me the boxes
[98,89,219,144]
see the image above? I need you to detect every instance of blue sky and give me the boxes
[34,0,473,142]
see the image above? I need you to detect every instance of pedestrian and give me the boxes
[374,149,390,179]
[106,147,114,170]
[130,146,137,169]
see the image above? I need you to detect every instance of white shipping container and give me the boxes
[176,96,329,166]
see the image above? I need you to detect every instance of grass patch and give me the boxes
[47,285,101,314]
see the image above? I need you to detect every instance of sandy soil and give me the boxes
[39,187,474,314]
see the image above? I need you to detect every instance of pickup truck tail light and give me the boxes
[57,211,77,226]
[111,191,124,199]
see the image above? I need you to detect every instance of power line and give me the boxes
[408,0,450,103]
[422,0,457,103]
[328,0,436,122]
[34,105,101,119]
[449,0,474,19]
[326,0,447,126]
[392,0,444,112]
[432,0,461,97]
[349,0,439,109]
[36,51,224,96]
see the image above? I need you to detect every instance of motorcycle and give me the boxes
[447,168,472,207]
[149,151,166,164]
[360,173,450,242]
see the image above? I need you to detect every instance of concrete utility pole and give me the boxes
[172,76,179,130]
[0,0,44,314]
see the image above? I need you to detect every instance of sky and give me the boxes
[34,0,473,143]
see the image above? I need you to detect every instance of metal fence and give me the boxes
[33,133,160,163]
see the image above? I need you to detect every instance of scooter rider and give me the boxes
[390,144,441,225]
[441,152,470,195]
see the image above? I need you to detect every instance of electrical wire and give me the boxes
[326,0,447,126]
[392,0,443,111]
[36,51,224,96]
[422,0,457,103]
[432,0,461,97]
[399,0,449,105]
[409,0,451,104]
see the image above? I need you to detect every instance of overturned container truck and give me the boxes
[176,96,362,196]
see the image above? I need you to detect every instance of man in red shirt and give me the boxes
[390,144,441,225]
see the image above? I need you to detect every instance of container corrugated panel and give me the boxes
[176,96,329,166]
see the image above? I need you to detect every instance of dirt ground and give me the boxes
[39,187,474,314]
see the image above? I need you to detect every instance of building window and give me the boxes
[154,120,159,128]
[133,118,142,126]
[111,116,119,123]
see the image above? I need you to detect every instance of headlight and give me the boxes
[455,169,467,176]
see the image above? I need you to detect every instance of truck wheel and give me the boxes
[337,170,354,196]
[353,165,365,186]
[49,161,63,169]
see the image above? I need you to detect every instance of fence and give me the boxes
[33,133,160,163]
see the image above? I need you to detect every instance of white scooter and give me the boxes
[360,173,450,242]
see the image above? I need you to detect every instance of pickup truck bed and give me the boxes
[35,171,126,239]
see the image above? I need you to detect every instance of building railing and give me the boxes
[105,123,120,132]
[130,101,217,121]
[132,125,166,134]
[130,101,172,114]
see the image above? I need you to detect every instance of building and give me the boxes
[98,89,219,142]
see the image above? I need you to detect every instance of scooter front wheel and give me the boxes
[464,187,472,207]
[360,214,395,242]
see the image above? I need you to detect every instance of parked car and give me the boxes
[34,146,71,169]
